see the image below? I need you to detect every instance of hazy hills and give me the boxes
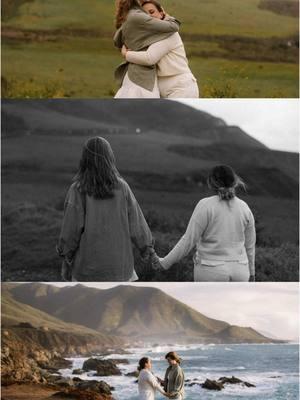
[2,99,297,197]
[4,283,280,344]
[1,100,298,282]
[2,99,265,148]
[1,286,124,348]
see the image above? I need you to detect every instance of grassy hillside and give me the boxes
[1,286,120,342]
[7,283,277,343]
[1,101,298,282]
[1,0,298,98]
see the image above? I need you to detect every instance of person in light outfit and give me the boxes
[156,165,256,282]
[138,357,170,399]
[122,0,199,98]
[114,0,180,98]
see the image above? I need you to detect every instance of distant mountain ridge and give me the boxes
[2,100,266,149]
[4,283,282,344]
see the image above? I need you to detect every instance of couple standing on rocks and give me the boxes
[57,136,256,283]
[137,352,184,400]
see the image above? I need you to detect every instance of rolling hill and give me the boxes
[5,282,280,344]
[1,286,124,348]
[2,0,298,98]
[1,99,298,282]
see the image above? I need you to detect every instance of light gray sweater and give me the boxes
[161,195,256,275]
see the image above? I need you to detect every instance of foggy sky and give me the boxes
[51,282,299,342]
[179,99,299,153]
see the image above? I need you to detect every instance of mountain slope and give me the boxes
[1,287,123,349]
[6,283,278,344]
[2,99,266,149]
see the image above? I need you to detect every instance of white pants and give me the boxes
[115,73,160,98]
[158,73,199,98]
[194,260,250,282]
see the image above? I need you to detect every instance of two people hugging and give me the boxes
[57,136,256,282]
[114,0,199,98]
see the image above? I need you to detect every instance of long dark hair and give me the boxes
[207,165,245,200]
[138,357,150,371]
[73,137,120,200]
[115,0,141,28]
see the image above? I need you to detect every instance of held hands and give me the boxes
[61,258,73,281]
[151,252,165,272]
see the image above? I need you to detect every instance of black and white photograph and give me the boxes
[2,99,298,282]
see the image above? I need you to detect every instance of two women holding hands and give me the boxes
[57,137,256,282]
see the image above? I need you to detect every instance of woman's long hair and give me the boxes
[138,357,150,371]
[165,351,181,364]
[73,137,120,200]
[115,0,141,28]
[207,165,245,201]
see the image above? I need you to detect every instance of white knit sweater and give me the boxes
[125,32,192,77]
[160,195,256,275]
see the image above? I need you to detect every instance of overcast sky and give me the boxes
[179,99,299,152]
[50,282,299,342]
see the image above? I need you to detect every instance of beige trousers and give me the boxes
[158,73,199,98]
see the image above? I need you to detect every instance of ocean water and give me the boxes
[60,344,299,400]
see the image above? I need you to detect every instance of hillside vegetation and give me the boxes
[5,283,279,344]
[1,0,298,97]
[1,101,298,282]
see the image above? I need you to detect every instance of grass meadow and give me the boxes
[1,0,299,98]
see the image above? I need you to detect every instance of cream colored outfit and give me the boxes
[138,369,166,400]
[115,72,160,98]
[126,32,199,98]
[160,195,256,282]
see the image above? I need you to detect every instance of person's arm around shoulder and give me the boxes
[244,207,256,281]
[160,199,210,270]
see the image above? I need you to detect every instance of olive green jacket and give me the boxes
[114,7,180,91]
[163,365,185,399]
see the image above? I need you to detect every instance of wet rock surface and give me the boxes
[83,358,122,376]
[185,376,256,390]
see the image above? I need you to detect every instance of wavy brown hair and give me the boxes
[115,0,141,28]
[141,0,164,13]
[165,351,181,364]
[73,137,120,200]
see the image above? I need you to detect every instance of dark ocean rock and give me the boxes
[202,379,224,390]
[83,358,121,376]
[125,370,139,378]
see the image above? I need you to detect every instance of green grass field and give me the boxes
[2,0,299,98]
[2,131,298,282]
